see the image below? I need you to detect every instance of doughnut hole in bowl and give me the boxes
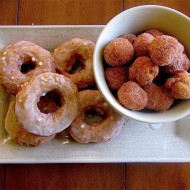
[93,5,190,124]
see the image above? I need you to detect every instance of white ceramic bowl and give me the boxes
[93,5,190,124]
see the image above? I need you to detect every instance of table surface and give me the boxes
[0,0,190,189]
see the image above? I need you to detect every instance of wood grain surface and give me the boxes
[18,0,123,25]
[0,0,18,24]
[0,0,190,190]
[0,1,17,188]
[126,163,190,190]
[124,0,190,16]
[5,164,124,190]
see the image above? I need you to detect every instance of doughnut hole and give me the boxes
[148,35,184,66]
[103,38,134,66]
[19,55,37,73]
[37,90,64,114]
[133,33,154,57]
[117,81,148,110]
[84,106,106,125]
[66,53,85,74]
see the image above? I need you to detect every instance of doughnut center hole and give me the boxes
[84,106,105,125]
[68,54,84,74]
[37,90,63,114]
[21,58,36,73]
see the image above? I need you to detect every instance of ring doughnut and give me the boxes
[53,38,95,89]
[0,41,55,94]
[68,90,125,143]
[5,98,55,146]
[15,72,79,136]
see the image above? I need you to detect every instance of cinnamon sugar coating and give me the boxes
[119,33,137,44]
[133,33,154,57]
[148,35,184,66]
[163,54,190,75]
[103,38,134,66]
[129,56,159,86]
[105,65,128,90]
[143,83,174,112]
[165,70,190,99]
[145,29,164,38]
[117,81,147,110]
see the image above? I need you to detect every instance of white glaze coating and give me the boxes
[15,72,79,136]
[0,41,55,94]
[69,90,125,143]
[5,99,55,146]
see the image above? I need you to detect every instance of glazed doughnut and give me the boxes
[148,35,184,66]
[5,99,55,146]
[15,72,79,136]
[0,41,55,95]
[53,38,95,89]
[68,90,125,143]
[103,38,134,66]
[0,85,11,128]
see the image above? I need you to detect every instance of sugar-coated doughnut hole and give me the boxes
[105,65,128,90]
[165,70,190,99]
[148,35,184,66]
[103,38,134,66]
[133,33,154,57]
[145,29,165,38]
[117,81,148,110]
[129,56,159,86]
[143,83,174,112]
[119,33,137,44]
[163,54,190,75]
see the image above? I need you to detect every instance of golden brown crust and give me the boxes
[117,81,148,110]
[53,38,95,89]
[133,33,154,57]
[105,65,128,90]
[15,72,79,136]
[143,83,174,112]
[69,90,124,143]
[5,99,55,146]
[103,38,134,66]
[165,70,190,99]
[129,56,159,86]
[0,41,55,95]
[163,54,190,75]
[148,35,184,66]
[119,33,137,44]
[145,29,165,38]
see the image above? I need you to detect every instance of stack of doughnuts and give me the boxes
[0,38,124,146]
